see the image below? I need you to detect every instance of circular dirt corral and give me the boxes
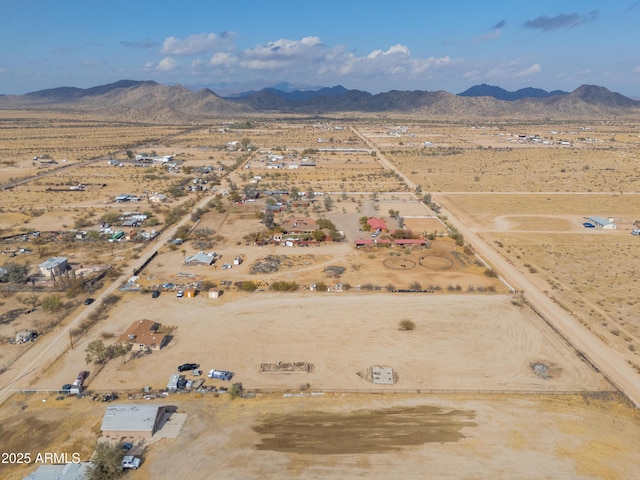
[419,256,454,270]
[383,258,416,270]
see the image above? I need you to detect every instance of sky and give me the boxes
[2,0,639,97]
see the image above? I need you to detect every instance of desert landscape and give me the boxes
[1,86,640,480]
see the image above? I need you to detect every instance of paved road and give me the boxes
[352,126,640,408]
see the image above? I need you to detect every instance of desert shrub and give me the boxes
[399,319,416,331]
[41,295,64,313]
[270,281,299,292]
[483,268,498,278]
[240,281,258,292]
[230,382,243,399]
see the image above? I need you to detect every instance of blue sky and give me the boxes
[2,0,639,96]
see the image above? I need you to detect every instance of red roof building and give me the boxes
[367,217,388,231]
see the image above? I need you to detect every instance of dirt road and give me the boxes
[352,126,640,408]
[0,190,220,405]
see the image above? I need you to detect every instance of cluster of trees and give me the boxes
[0,262,30,283]
[270,281,299,292]
[85,339,132,365]
[88,442,125,480]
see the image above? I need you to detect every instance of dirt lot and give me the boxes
[4,391,640,480]
[436,192,640,370]
[34,294,608,393]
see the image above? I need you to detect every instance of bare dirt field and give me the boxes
[436,193,640,372]
[34,294,609,394]
[4,391,640,480]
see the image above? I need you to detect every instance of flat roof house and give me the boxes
[38,257,69,277]
[101,404,168,438]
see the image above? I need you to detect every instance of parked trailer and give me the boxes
[167,374,181,392]
[208,369,233,381]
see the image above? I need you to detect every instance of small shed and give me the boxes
[208,289,221,299]
[184,288,196,298]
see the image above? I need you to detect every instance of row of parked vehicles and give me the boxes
[171,364,234,391]
[177,363,234,380]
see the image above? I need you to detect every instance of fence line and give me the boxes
[15,387,620,398]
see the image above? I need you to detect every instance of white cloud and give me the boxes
[148,35,457,91]
[477,59,541,82]
[241,36,324,67]
[161,32,235,56]
[157,57,177,71]
[515,63,541,77]
[210,52,238,67]
[473,29,502,43]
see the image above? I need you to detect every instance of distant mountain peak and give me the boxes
[458,84,568,101]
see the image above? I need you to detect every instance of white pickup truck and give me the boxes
[122,455,141,470]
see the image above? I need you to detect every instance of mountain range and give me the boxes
[0,80,638,122]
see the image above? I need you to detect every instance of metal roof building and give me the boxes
[23,462,91,480]
[101,404,167,438]
[588,216,617,229]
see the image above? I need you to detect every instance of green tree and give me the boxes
[85,340,110,365]
[0,262,30,283]
[262,210,275,229]
[323,195,333,211]
[312,230,326,242]
[41,295,63,313]
[88,441,124,480]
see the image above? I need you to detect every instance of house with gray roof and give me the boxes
[38,257,69,277]
[185,252,216,266]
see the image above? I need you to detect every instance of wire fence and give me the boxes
[15,387,621,398]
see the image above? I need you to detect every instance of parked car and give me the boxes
[122,456,141,470]
[176,290,184,298]
[583,222,595,228]
[74,370,89,386]
[61,383,73,393]
[151,290,160,298]
[178,363,199,372]
[121,442,133,452]
[192,369,202,376]
[83,298,95,305]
